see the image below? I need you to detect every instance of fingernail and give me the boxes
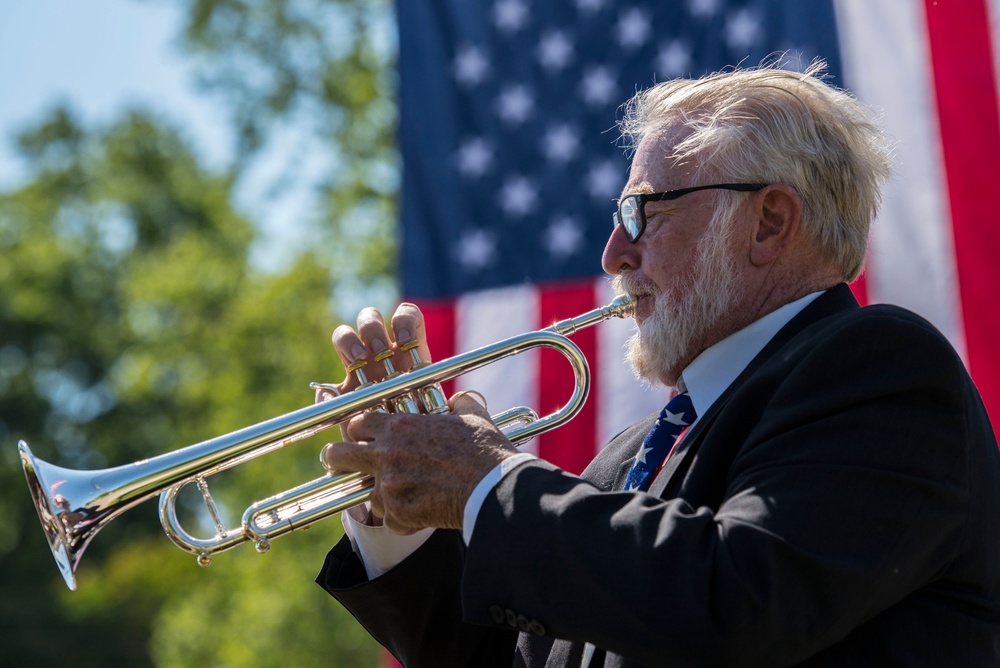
[320,443,334,470]
[396,328,411,342]
[350,344,367,360]
[371,338,387,353]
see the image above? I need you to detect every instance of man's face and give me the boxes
[602,127,748,386]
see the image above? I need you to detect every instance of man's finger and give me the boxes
[390,302,430,370]
[382,514,420,536]
[331,324,369,391]
[322,440,377,473]
[449,390,492,419]
[369,475,386,519]
[343,410,395,442]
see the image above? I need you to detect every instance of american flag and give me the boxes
[396,0,1000,479]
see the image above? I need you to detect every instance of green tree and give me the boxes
[174,0,400,316]
[0,106,381,665]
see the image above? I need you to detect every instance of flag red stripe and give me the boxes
[536,281,599,474]
[923,0,1000,427]
[849,272,869,307]
[411,297,457,398]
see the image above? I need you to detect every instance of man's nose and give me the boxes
[602,223,640,275]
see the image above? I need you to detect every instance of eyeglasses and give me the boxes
[613,183,769,243]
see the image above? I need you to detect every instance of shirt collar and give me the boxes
[680,290,824,421]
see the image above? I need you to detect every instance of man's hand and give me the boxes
[313,302,431,403]
[323,392,518,534]
[312,302,432,528]
[314,301,518,534]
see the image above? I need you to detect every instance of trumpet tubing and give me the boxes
[19,295,634,590]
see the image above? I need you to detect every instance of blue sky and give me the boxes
[0,0,231,186]
[0,0,329,271]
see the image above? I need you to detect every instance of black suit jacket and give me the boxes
[317,285,1000,667]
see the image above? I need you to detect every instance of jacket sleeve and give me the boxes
[316,528,517,668]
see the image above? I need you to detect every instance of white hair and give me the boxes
[619,60,893,280]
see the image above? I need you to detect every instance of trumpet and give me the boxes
[19,295,634,590]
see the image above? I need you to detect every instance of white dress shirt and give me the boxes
[344,291,823,578]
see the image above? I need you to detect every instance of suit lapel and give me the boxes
[647,409,717,496]
[608,412,658,491]
[647,285,859,497]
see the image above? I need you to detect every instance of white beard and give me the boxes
[615,225,744,387]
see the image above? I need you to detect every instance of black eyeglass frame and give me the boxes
[613,183,769,243]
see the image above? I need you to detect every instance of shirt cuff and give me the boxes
[462,452,537,546]
[341,506,434,580]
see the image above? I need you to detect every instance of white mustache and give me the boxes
[613,272,659,300]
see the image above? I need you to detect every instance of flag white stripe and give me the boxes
[595,278,667,450]
[835,0,966,357]
[456,283,540,454]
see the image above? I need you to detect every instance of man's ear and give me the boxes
[749,183,802,267]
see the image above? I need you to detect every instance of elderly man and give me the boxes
[315,63,1000,667]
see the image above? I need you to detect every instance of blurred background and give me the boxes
[1,0,394,665]
[3,1,999,666]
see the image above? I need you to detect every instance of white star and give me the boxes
[494,0,529,34]
[662,408,691,426]
[656,40,692,78]
[576,0,606,12]
[543,124,580,163]
[616,8,651,49]
[497,85,535,125]
[580,66,617,106]
[456,138,493,178]
[544,215,585,258]
[634,445,653,464]
[538,30,574,72]
[455,229,497,270]
[688,0,721,18]
[725,8,763,51]
[587,159,624,201]
[499,176,538,218]
[453,45,490,86]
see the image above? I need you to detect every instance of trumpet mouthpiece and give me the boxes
[609,294,635,319]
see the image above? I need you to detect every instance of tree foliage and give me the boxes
[175,0,400,313]
[0,0,399,660]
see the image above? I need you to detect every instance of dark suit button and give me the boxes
[529,620,546,636]
[489,605,505,625]
[516,614,531,632]
[505,608,518,628]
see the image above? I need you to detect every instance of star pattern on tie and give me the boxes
[663,407,690,426]
[624,392,696,492]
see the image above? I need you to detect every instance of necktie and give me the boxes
[624,392,696,491]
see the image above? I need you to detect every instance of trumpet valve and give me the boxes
[418,385,450,414]
[400,340,422,368]
[374,349,397,377]
[348,359,389,413]
[392,394,421,414]
[347,359,371,387]
[399,340,449,414]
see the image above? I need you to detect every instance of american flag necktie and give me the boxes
[623,392,696,492]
